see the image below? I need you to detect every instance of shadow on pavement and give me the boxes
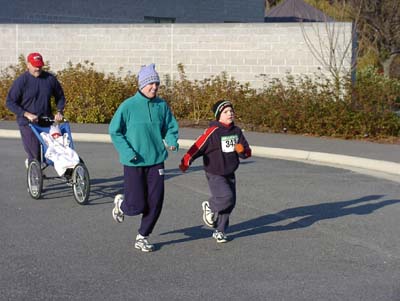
[158,194,400,245]
[229,194,400,239]
[158,225,211,249]
[87,176,124,204]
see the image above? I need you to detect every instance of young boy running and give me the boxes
[179,100,251,242]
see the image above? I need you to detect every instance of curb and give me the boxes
[3,129,400,178]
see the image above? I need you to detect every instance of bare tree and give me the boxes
[299,1,359,93]
[348,0,400,77]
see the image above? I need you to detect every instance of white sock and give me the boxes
[136,234,145,240]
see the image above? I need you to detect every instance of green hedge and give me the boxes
[1,56,400,140]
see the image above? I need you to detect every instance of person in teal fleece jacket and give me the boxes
[109,63,179,252]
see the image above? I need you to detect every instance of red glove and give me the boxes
[235,143,244,154]
[179,163,189,173]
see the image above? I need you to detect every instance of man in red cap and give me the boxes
[6,52,66,167]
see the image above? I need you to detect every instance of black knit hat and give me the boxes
[212,100,233,120]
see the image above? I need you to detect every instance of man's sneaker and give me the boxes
[212,230,228,243]
[134,234,155,252]
[202,201,216,228]
[112,194,124,223]
[25,159,29,169]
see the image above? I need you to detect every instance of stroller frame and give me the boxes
[27,118,90,205]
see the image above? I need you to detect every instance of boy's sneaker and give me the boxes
[202,201,216,228]
[112,194,124,223]
[134,234,155,252]
[212,230,228,243]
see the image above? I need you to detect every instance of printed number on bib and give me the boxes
[221,135,238,153]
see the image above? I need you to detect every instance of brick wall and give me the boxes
[0,23,353,89]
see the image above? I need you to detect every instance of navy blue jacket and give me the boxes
[6,71,66,126]
[181,121,251,176]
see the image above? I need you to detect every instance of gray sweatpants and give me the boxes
[205,172,236,233]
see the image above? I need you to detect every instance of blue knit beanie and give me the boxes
[138,64,160,90]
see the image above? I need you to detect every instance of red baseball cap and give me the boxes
[27,52,44,67]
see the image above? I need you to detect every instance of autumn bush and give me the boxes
[0,56,28,120]
[1,58,399,140]
[57,61,137,123]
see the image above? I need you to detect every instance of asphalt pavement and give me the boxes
[1,120,400,182]
[1,121,400,300]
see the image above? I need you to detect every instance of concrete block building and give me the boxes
[0,1,353,89]
[0,0,265,23]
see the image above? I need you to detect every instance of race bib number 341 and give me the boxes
[221,135,238,153]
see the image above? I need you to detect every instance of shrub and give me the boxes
[0,55,30,120]
[348,66,400,137]
[57,61,137,123]
[161,63,255,125]
[1,58,400,141]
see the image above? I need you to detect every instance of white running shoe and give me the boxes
[25,159,28,169]
[134,234,155,252]
[112,194,124,223]
[212,230,228,243]
[202,201,216,228]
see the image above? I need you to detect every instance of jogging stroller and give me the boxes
[27,116,90,205]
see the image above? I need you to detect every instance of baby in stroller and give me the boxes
[27,118,90,204]
[40,123,80,176]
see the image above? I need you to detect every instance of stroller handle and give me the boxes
[30,115,68,126]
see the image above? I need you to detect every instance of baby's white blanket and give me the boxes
[40,132,80,176]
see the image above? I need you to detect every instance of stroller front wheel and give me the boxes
[71,163,90,205]
[27,159,43,199]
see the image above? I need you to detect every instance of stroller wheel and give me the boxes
[27,160,43,199]
[71,163,90,205]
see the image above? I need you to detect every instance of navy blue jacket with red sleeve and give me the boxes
[181,121,251,176]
